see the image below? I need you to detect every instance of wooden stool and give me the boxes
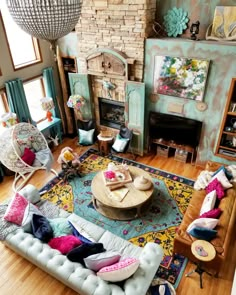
[97,134,113,156]
[185,240,216,288]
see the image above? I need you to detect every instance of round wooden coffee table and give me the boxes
[91,166,154,220]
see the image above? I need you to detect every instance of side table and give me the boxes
[97,133,114,156]
[185,240,216,288]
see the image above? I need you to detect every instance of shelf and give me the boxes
[219,145,236,152]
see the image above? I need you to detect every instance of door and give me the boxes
[68,73,93,120]
[125,81,145,156]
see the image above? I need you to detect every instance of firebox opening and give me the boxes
[99,97,125,129]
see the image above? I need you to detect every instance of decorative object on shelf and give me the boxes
[103,81,116,98]
[40,97,54,122]
[67,94,85,120]
[152,21,167,38]
[0,112,18,127]
[5,0,82,52]
[163,7,189,37]
[190,21,200,40]
[196,101,208,112]
[153,55,210,101]
[206,6,236,41]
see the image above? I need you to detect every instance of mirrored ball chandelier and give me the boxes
[6,0,82,47]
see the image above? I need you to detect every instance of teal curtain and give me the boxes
[43,67,60,119]
[5,78,33,123]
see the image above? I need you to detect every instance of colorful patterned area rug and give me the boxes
[40,148,194,289]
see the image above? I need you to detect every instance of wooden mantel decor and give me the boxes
[85,47,135,80]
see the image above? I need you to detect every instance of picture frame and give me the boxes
[153,55,210,101]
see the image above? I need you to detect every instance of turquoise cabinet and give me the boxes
[68,73,93,120]
[125,81,145,156]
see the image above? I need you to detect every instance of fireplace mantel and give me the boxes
[85,48,135,80]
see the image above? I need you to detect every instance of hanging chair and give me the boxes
[0,122,57,191]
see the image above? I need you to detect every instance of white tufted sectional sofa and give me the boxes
[3,185,164,295]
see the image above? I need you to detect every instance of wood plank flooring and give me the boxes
[0,137,235,295]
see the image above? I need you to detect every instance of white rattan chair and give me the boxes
[0,123,57,191]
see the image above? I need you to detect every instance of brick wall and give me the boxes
[76,0,156,81]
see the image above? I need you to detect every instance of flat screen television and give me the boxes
[149,112,202,148]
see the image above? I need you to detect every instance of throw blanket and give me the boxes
[35,148,53,172]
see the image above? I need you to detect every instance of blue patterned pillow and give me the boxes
[188,226,217,241]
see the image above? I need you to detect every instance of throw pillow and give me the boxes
[4,193,29,225]
[187,218,218,233]
[67,243,106,265]
[112,134,129,153]
[31,214,54,243]
[68,220,95,244]
[78,129,95,145]
[212,165,232,180]
[21,147,36,166]
[48,235,82,254]
[97,257,140,282]
[199,208,222,219]
[211,169,233,190]
[199,190,217,216]
[206,178,225,199]
[84,251,121,272]
[188,227,217,241]
[48,218,73,237]
[22,203,43,233]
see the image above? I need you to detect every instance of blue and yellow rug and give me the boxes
[41,148,194,289]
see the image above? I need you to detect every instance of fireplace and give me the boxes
[99,98,125,129]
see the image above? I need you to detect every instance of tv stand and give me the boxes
[152,139,196,164]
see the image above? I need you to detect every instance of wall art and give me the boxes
[153,55,210,101]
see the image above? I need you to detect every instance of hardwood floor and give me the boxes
[0,137,235,295]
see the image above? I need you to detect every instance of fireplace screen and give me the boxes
[99,97,125,129]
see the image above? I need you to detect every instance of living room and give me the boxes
[0,1,236,295]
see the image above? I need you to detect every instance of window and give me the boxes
[23,77,46,123]
[0,90,9,133]
[0,4,41,70]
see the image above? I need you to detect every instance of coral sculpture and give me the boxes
[163,7,189,37]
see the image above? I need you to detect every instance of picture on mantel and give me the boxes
[153,55,210,101]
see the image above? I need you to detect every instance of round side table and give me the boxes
[185,240,216,288]
[97,134,114,156]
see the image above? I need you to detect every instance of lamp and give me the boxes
[0,112,18,127]
[5,0,82,51]
[67,94,85,120]
[40,97,54,122]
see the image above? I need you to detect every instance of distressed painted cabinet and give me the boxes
[126,81,145,156]
[68,73,93,120]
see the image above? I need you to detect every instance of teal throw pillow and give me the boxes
[49,218,73,237]
[78,129,95,145]
[188,226,217,241]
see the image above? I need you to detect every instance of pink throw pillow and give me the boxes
[48,235,83,254]
[21,147,35,166]
[199,208,222,219]
[4,193,29,225]
[97,257,140,282]
[206,178,225,199]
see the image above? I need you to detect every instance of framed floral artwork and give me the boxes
[153,55,210,101]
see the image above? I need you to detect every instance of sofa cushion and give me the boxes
[211,169,233,189]
[84,251,121,271]
[48,235,82,254]
[212,165,232,180]
[31,214,54,243]
[48,218,73,237]
[206,178,225,199]
[188,227,217,241]
[199,208,222,219]
[199,190,217,216]
[67,243,106,265]
[78,129,95,145]
[97,257,139,282]
[22,203,43,233]
[187,218,218,233]
[21,147,36,166]
[4,193,29,225]
[68,220,95,243]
